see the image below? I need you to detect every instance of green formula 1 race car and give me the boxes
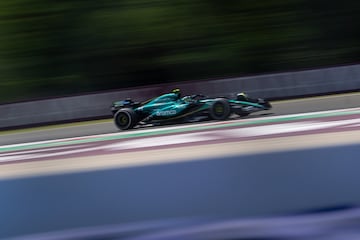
[111,89,272,130]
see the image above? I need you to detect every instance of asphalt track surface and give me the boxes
[1,92,360,145]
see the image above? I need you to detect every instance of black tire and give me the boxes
[209,98,231,120]
[114,108,138,130]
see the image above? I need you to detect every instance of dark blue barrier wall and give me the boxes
[1,143,360,239]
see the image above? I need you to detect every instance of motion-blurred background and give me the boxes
[1,0,360,103]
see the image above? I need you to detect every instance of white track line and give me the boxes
[1,107,360,151]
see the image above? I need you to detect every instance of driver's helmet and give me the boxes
[237,92,248,101]
[171,88,181,98]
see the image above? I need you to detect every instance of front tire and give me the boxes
[209,98,231,120]
[114,108,138,130]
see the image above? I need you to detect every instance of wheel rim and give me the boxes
[116,113,129,127]
[214,103,224,116]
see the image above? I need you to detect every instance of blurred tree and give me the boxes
[0,0,359,103]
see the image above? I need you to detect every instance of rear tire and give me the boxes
[209,98,231,120]
[114,108,138,130]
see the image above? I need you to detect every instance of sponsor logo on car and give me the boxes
[156,110,177,116]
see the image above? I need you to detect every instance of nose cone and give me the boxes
[264,101,272,110]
